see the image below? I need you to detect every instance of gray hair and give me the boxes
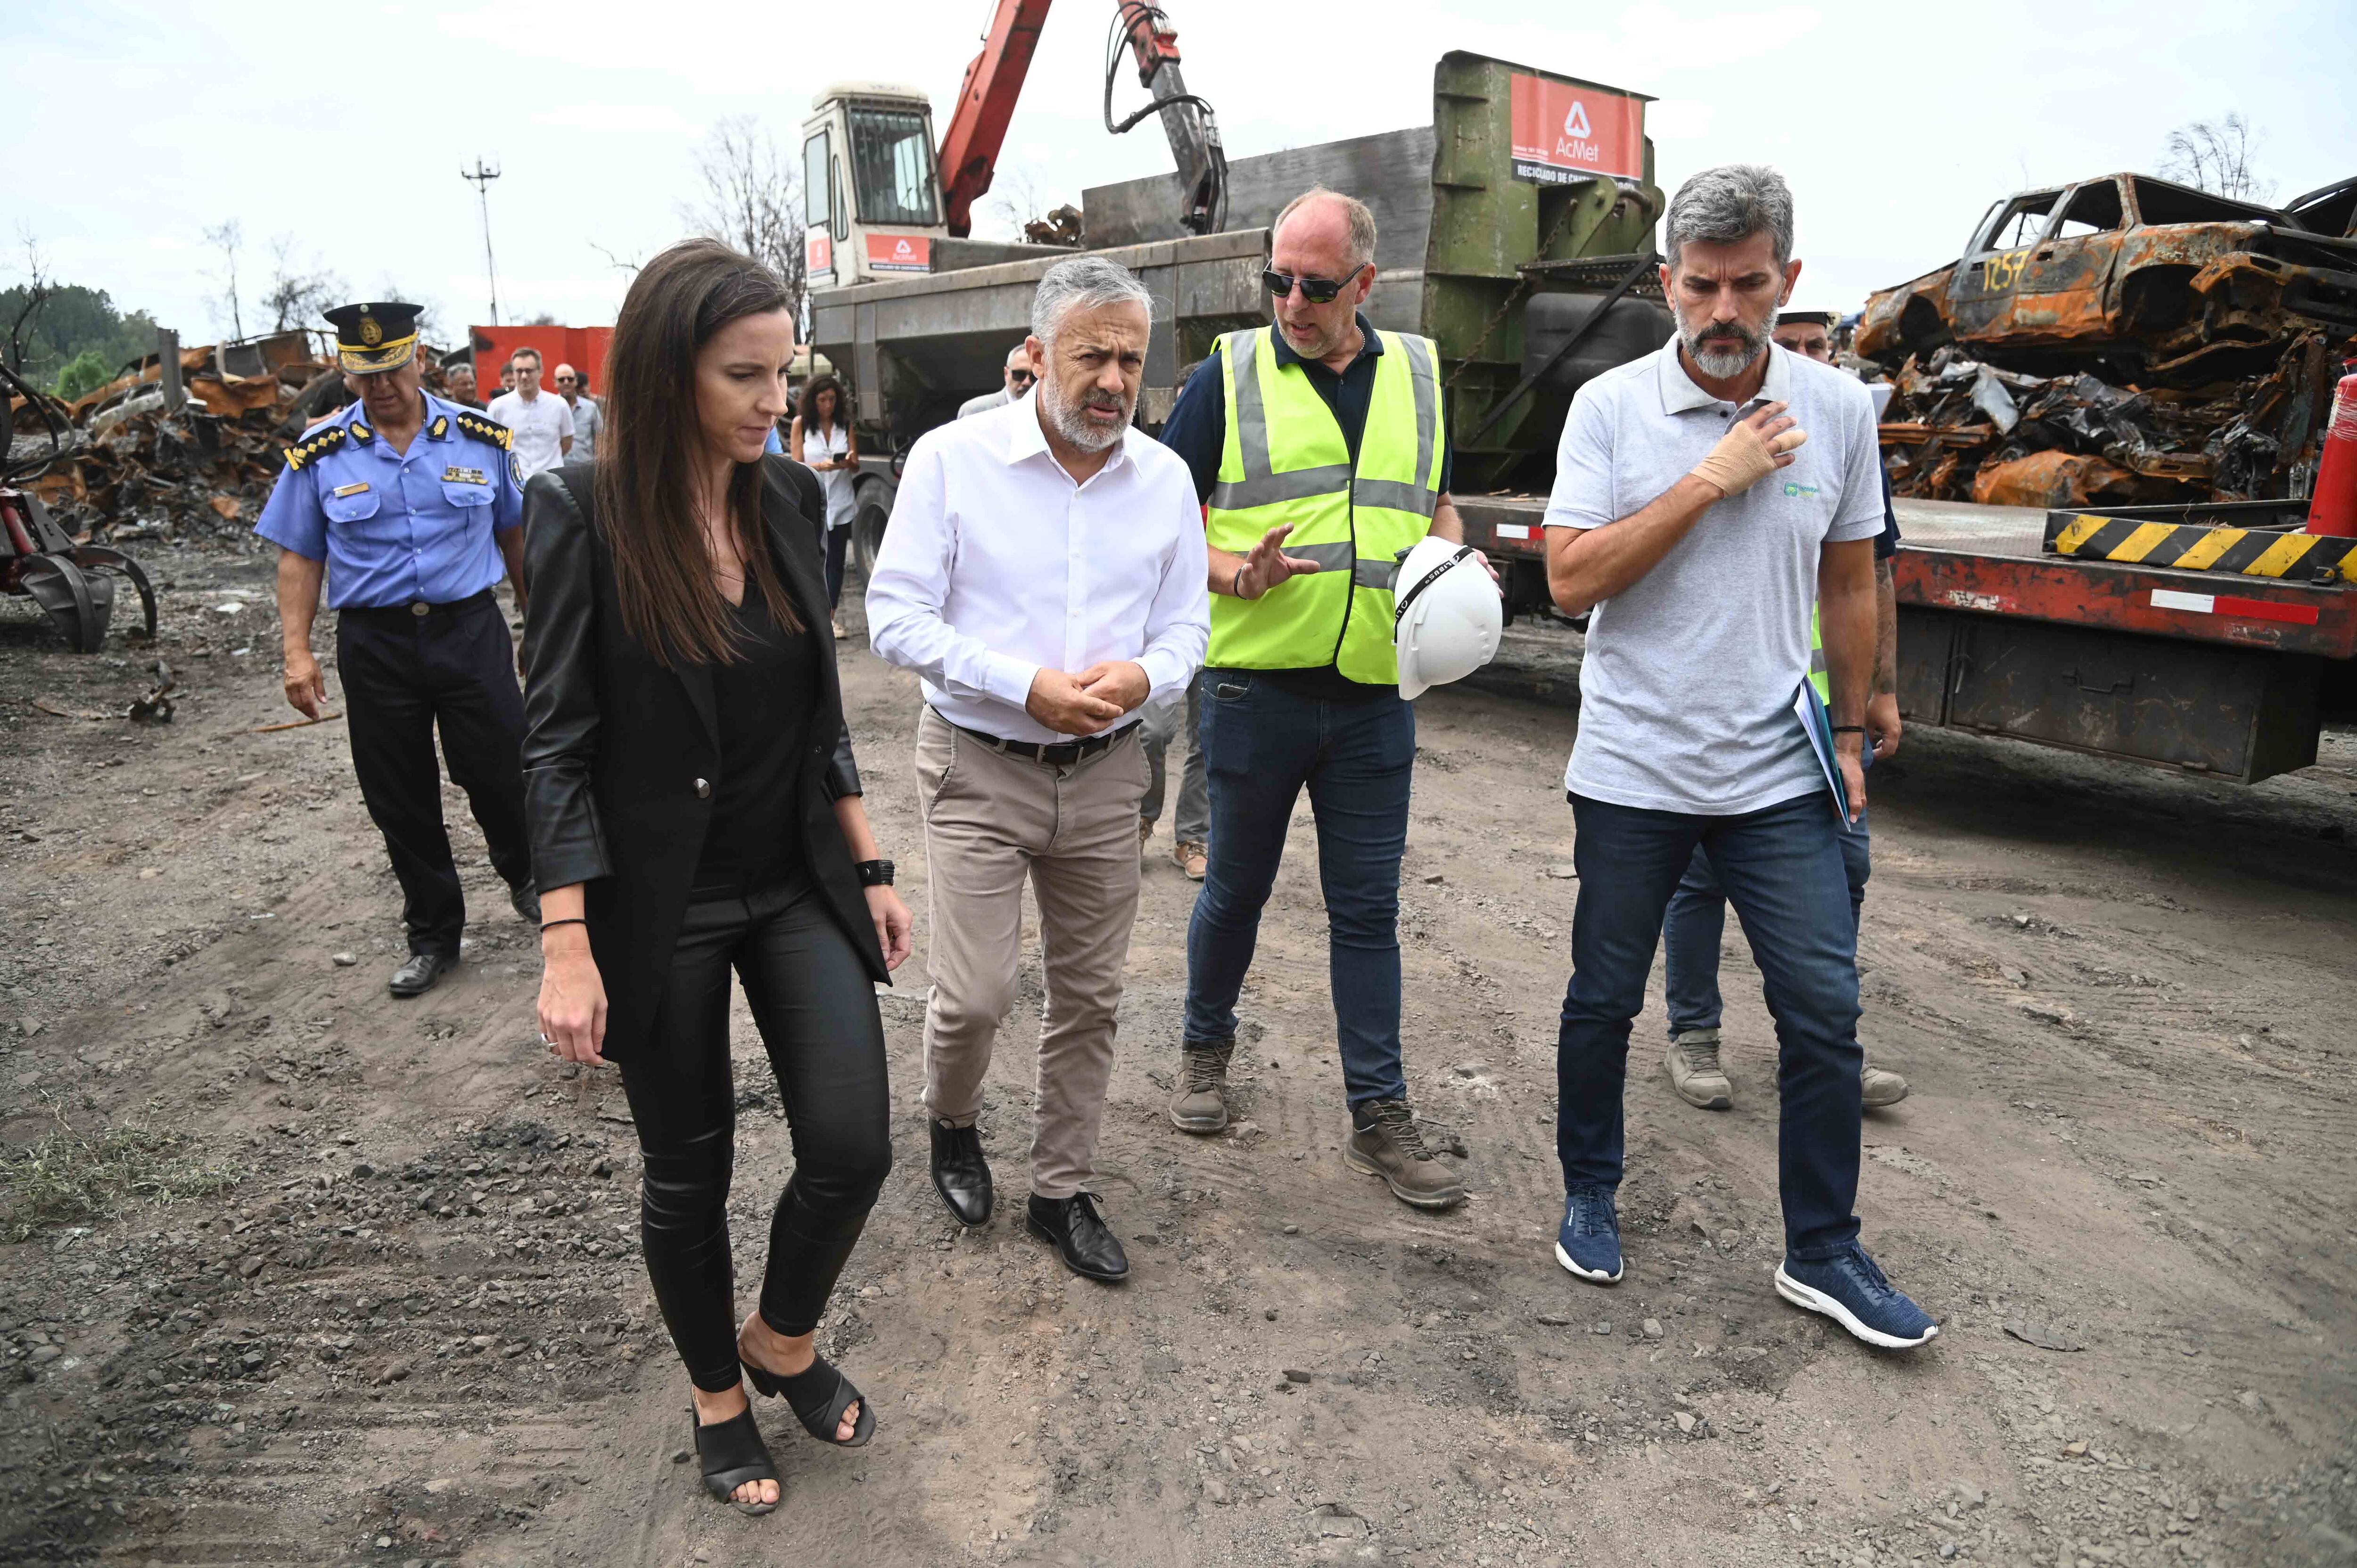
[1030,255,1153,345]
[1272,187,1377,272]
[1665,164,1795,271]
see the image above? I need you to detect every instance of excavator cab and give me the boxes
[802,83,950,288]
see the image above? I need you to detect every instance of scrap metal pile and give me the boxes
[1871,330,2345,509]
[4,331,459,545]
[1859,171,2357,510]
[5,332,342,543]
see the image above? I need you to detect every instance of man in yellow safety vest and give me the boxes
[1155,186,1484,1211]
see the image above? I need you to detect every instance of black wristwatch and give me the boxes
[856,859,895,887]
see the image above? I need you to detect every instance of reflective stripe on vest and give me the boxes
[1203,327,1445,683]
[1809,605,1828,701]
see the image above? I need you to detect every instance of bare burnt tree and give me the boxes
[679,116,806,318]
[2159,114,2276,204]
[202,220,248,340]
[5,228,55,375]
[261,234,346,334]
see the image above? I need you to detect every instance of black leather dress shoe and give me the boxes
[509,881,542,924]
[1026,1192,1129,1282]
[929,1119,993,1227]
[388,951,456,998]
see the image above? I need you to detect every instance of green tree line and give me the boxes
[3,284,161,401]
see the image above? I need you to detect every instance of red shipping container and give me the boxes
[470,325,614,395]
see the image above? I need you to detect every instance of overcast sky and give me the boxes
[10,0,2350,347]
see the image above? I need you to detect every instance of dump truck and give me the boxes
[804,49,1670,622]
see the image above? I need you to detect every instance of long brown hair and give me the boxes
[595,238,801,666]
[800,373,846,435]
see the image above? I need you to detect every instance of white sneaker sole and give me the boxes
[1554,1240,1623,1284]
[1774,1264,1938,1349]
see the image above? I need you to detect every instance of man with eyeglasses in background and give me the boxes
[484,348,572,480]
[1154,186,1480,1212]
[958,342,1039,419]
[551,362,602,463]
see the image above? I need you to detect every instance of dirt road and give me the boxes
[2,542,2354,1567]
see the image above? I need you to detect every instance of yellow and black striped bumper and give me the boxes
[2049,513,2354,581]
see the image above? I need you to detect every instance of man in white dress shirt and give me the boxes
[866,256,1210,1283]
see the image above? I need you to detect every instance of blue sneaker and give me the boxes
[1775,1244,1938,1349]
[1554,1186,1623,1284]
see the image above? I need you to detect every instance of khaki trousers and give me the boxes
[915,706,1149,1199]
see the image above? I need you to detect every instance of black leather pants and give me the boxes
[617,875,891,1394]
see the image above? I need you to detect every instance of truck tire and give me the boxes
[849,477,896,578]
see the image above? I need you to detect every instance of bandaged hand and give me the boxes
[1689,401,1807,498]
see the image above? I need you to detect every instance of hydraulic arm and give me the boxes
[936,0,1226,238]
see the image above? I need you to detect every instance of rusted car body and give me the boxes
[1856,173,2357,384]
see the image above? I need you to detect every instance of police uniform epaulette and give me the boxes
[455,410,513,451]
[282,424,348,472]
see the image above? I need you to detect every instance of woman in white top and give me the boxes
[789,374,858,640]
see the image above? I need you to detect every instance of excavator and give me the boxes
[799,0,1225,287]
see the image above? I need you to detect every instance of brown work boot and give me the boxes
[1665,1028,1733,1110]
[1168,1041,1232,1134]
[1174,839,1208,881]
[1344,1099,1465,1210]
[1861,1058,1911,1109]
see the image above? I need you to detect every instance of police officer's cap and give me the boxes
[323,302,424,375]
[1778,309,1834,328]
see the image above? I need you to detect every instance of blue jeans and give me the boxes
[1184,673,1413,1106]
[1556,789,1863,1259]
[1664,809,1871,1037]
[1139,670,1209,845]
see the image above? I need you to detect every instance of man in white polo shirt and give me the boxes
[484,347,573,479]
[866,255,1209,1285]
[1539,164,1937,1350]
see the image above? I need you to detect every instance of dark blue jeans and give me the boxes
[1184,672,1414,1106]
[1556,789,1863,1259]
[1664,808,1871,1037]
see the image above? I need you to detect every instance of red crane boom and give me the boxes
[936,0,1227,240]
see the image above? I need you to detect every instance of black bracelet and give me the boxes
[1830,725,1866,735]
[856,859,895,887]
[540,917,587,933]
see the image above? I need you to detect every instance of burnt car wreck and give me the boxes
[1860,172,2357,508]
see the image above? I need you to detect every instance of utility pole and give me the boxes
[460,158,503,327]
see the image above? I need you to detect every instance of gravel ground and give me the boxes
[0,539,2352,1567]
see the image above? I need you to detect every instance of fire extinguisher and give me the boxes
[2309,368,2357,537]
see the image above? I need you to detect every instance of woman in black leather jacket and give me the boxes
[520,238,912,1516]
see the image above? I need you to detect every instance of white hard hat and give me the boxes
[1393,536,1502,700]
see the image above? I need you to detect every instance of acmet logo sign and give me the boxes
[1508,74,1645,186]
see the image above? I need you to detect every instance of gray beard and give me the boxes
[1041,381,1131,453]
[1679,306,1778,380]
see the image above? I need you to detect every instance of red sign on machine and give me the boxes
[1509,74,1645,185]
[865,233,932,274]
[805,228,834,281]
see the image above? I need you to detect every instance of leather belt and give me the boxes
[954,718,1137,766]
[343,587,497,621]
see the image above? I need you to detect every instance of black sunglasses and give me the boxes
[1008,368,1036,385]
[1262,266,1362,304]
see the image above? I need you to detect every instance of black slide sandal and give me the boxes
[745,1354,876,1448]
[692,1407,779,1514]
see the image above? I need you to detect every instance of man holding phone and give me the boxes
[1539,166,1937,1350]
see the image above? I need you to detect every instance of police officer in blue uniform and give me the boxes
[258,301,539,998]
